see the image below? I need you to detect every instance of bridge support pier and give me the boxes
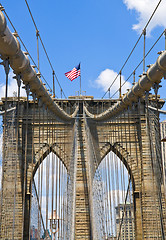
[135,103,166,239]
[0,98,166,239]
[75,119,92,239]
[0,111,24,239]
[0,103,33,240]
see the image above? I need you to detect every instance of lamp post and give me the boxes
[49,210,60,240]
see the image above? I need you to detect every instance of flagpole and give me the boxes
[80,63,81,96]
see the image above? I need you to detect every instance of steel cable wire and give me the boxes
[102,0,163,99]
[127,109,135,239]
[146,101,161,237]
[24,0,67,99]
[46,109,50,231]
[51,117,54,240]
[0,7,53,94]
[28,95,36,240]
[138,98,149,238]
[84,117,105,238]
[12,77,21,239]
[132,103,144,238]
[0,60,9,239]
[110,30,165,99]
[115,115,121,236]
[22,86,30,239]
[37,102,41,239]
[110,121,117,236]
[107,154,114,237]
[148,110,162,236]
[150,108,166,238]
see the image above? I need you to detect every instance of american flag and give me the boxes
[65,63,80,81]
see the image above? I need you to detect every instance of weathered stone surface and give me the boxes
[0,98,165,239]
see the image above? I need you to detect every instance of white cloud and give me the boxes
[0,71,26,100]
[94,69,132,98]
[123,0,166,34]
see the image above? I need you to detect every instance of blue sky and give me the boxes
[0,0,166,99]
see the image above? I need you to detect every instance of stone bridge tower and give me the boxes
[0,96,166,239]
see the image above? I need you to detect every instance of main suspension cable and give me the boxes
[110,29,165,99]
[0,6,53,94]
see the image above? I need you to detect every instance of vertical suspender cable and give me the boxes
[54,119,57,240]
[51,115,54,239]
[12,74,21,239]
[133,70,135,85]
[37,101,41,239]
[115,115,121,235]
[127,107,135,239]
[46,108,50,231]
[53,71,55,98]
[36,28,41,237]
[132,102,144,239]
[36,29,40,73]
[119,71,122,99]
[0,59,10,234]
[164,29,166,50]
[154,84,165,239]
[143,28,146,73]
[111,119,116,236]
[29,93,36,240]
[61,127,65,239]
[58,141,61,239]
[102,159,106,236]
[107,122,114,237]
[107,149,113,237]
[118,113,124,237]
[40,104,45,235]
[145,92,159,237]
[61,161,63,239]
[105,155,110,237]
[22,85,30,239]
[138,98,147,238]
[55,137,59,232]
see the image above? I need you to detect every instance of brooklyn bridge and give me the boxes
[0,1,166,240]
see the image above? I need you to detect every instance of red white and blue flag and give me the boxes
[65,63,80,81]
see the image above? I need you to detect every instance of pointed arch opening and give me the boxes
[92,150,135,239]
[30,152,68,240]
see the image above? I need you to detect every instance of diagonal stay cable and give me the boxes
[102,0,163,99]
[110,29,165,99]
[24,0,67,99]
[33,179,46,233]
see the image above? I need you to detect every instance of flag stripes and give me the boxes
[65,64,80,81]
